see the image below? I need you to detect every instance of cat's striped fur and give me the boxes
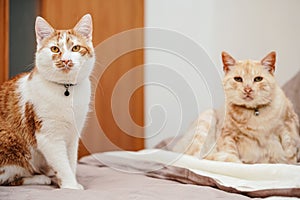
[0,14,95,189]
[174,52,300,164]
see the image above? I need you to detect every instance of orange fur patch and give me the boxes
[0,74,42,171]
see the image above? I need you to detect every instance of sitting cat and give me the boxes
[0,14,95,189]
[173,52,300,164]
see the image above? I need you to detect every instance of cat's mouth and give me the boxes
[243,94,254,101]
[55,65,73,73]
[60,66,72,73]
[55,61,74,73]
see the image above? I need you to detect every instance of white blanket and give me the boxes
[103,149,300,192]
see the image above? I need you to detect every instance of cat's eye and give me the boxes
[72,45,81,52]
[50,46,60,53]
[254,76,263,82]
[234,77,243,82]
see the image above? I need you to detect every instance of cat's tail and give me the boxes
[172,109,219,157]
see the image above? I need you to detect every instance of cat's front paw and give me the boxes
[284,146,297,158]
[206,152,242,163]
[76,183,84,190]
[61,183,84,190]
[223,154,242,163]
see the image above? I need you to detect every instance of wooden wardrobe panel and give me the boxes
[0,0,9,84]
[39,0,144,46]
[39,0,144,158]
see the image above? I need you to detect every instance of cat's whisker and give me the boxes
[24,63,35,72]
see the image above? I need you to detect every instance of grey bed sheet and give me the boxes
[0,154,251,200]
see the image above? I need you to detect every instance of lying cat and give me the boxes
[0,14,95,189]
[173,52,300,164]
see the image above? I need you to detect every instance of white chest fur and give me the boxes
[18,74,91,141]
[18,73,91,188]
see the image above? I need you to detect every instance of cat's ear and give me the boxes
[73,14,93,41]
[261,51,276,74]
[222,51,236,73]
[35,16,54,44]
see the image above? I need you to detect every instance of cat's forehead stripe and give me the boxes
[55,31,75,49]
[62,32,68,50]
[235,61,263,75]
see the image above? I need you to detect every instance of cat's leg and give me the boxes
[17,175,51,186]
[67,136,79,175]
[206,151,241,163]
[66,120,83,188]
[205,130,241,163]
[279,131,298,163]
[278,112,300,163]
[3,175,51,186]
[66,138,84,190]
[37,137,83,189]
[0,165,51,186]
[0,165,29,185]
[68,106,89,180]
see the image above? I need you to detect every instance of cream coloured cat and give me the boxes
[0,14,95,189]
[173,52,300,164]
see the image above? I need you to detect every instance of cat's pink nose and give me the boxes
[62,60,71,66]
[244,87,253,93]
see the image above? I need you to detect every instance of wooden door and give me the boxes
[0,0,9,84]
[39,0,145,158]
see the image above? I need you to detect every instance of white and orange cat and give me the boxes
[173,52,300,164]
[0,14,95,189]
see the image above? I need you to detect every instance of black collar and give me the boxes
[231,103,269,116]
[51,82,77,96]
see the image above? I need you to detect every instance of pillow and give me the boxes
[282,71,300,121]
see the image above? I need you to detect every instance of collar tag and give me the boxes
[63,84,75,96]
[254,108,259,116]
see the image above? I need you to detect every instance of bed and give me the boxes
[1,72,300,200]
[1,149,299,200]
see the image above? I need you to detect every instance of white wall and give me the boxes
[145,0,300,148]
